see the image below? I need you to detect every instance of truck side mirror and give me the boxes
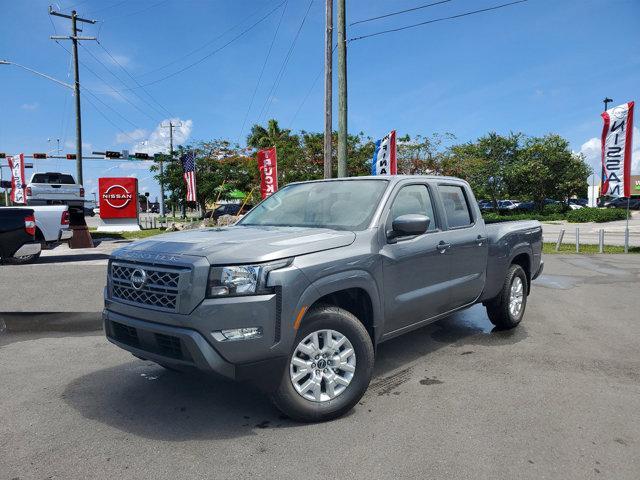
[388,214,430,242]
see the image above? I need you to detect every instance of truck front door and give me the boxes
[380,183,451,335]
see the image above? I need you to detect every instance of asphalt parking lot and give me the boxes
[1,254,639,479]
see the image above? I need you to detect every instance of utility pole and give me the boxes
[323,0,333,179]
[161,121,182,218]
[50,7,96,185]
[337,0,347,177]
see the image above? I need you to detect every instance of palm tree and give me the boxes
[246,119,292,149]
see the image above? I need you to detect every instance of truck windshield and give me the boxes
[239,179,388,231]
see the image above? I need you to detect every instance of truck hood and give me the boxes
[113,225,356,264]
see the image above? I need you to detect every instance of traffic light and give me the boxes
[134,152,150,159]
[33,153,47,159]
[0,180,11,188]
[105,151,121,159]
[0,153,6,159]
[66,153,76,160]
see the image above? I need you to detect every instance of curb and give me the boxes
[0,312,103,334]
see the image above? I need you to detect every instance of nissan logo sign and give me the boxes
[102,184,133,209]
[130,268,147,290]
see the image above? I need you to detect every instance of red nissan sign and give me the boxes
[257,147,278,199]
[98,177,138,219]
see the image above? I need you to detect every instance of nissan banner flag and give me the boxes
[257,147,278,199]
[8,153,26,204]
[601,101,634,198]
[371,130,397,175]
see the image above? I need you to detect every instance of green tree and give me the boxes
[507,134,592,210]
[445,132,522,209]
[396,132,455,175]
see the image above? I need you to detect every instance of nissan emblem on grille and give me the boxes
[110,262,183,312]
[130,268,147,290]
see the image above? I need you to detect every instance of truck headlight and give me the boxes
[206,259,291,297]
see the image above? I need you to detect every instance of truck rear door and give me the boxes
[436,183,488,309]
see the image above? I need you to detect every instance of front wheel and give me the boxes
[486,264,528,329]
[271,305,374,422]
[5,250,41,265]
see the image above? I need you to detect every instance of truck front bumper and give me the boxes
[103,309,287,389]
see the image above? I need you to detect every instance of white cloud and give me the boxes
[579,126,640,184]
[21,102,39,110]
[116,128,147,144]
[64,140,93,151]
[103,53,132,67]
[131,118,193,155]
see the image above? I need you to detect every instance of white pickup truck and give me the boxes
[26,172,84,207]
[7,205,72,263]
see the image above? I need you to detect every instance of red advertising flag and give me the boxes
[257,147,278,199]
[601,101,634,198]
[98,177,139,219]
[8,153,26,204]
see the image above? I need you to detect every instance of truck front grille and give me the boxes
[110,262,185,312]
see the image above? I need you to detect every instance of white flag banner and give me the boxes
[8,153,26,204]
[601,101,634,198]
[371,130,397,175]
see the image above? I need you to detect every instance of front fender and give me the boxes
[293,269,384,344]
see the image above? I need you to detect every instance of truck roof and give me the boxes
[289,175,467,185]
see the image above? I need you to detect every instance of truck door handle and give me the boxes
[476,235,486,246]
[437,241,451,253]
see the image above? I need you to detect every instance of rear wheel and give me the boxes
[271,305,374,422]
[486,264,528,329]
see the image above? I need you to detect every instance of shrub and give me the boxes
[565,208,628,223]
[482,212,565,223]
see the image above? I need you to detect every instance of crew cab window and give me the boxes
[440,185,473,228]
[390,184,437,231]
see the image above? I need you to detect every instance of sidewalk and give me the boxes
[541,211,640,246]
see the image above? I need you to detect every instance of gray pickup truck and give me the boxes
[104,176,543,421]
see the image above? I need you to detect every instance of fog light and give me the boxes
[217,327,263,341]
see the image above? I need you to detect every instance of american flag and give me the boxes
[181,151,197,202]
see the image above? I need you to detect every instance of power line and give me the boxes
[55,40,158,123]
[79,42,166,120]
[350,0,452,26]
[238,1,289,143]
[95,40,173,118]
[102,0,170,22]
[82,94,139,142]
[136,3,271,79]
[349,0,528,42]
[289,43,337,128]
[127,2,287,89]
[257,0,315,123]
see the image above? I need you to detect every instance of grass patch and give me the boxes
[90,228,166,240]
[543,242,640,254]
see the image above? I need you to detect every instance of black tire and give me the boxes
[486,264,528,329]
[271,305,374,422]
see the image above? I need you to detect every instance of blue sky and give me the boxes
[1,0,638,199]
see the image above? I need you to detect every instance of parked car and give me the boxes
[604,197,640,209]
[0,208,41,264]
[26,172,84,207]
[104,175,543,422]
[569,198,588,207]
[204,203,253,221]
[498,200,520,211]
[8,205,72,258]
[515,198,561,212]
